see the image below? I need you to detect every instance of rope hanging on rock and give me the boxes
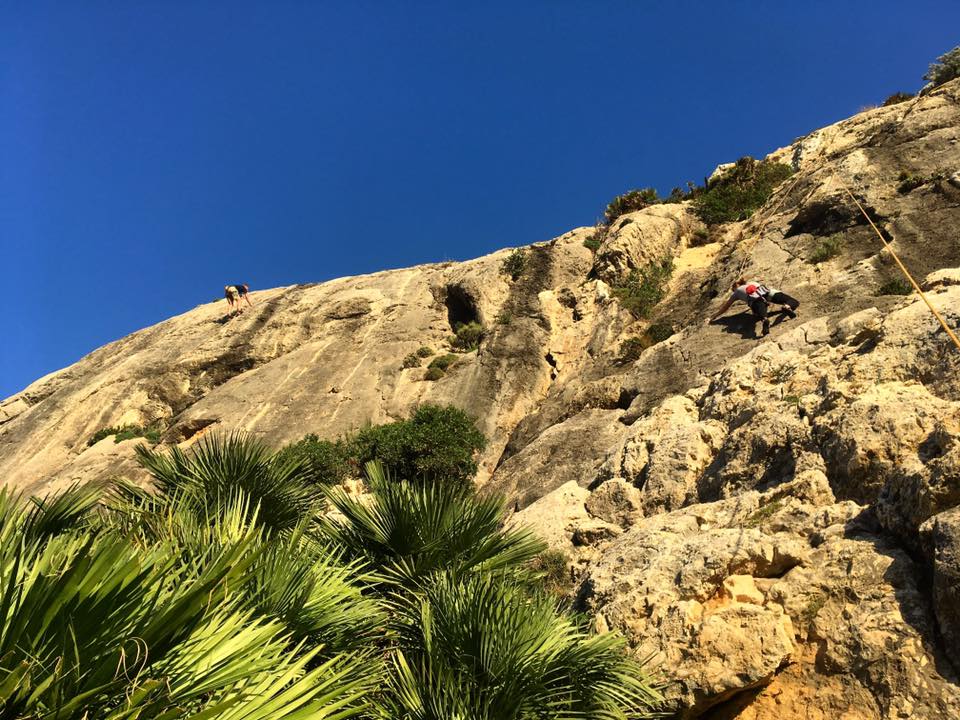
[733,173,807,279]
[831,170,960,354]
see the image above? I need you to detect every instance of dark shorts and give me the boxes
[748,292,799,319]
[235,285,248,297]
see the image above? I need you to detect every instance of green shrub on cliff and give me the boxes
[924,46,960,90]
[87,424,161,447]
[604,187,660,224]
[692,156,794,225]
[612,258,675,318]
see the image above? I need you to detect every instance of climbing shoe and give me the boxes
[784,308,797,319]
[761,319,771,337]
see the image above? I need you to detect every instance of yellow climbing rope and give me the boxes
[831,170,960,353]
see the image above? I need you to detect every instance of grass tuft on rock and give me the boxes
[604,188,659,224]
[809,234,843,264]
[877,278,912,296]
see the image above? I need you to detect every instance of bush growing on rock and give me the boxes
[692,156,794,225]
[924,46,960,90]
[428,353,458,373]
[897,169,945,194]
[349,404,487,488]
[450,321,485,351]
[280,404,484,488]
[877,277,912,295]
[401,353,421,369]
[612,258,675,318]
[87,424,161,447]
[275,433,353,485]
[619,323,675,363]
[415,345,434,358]
[604,188,660,224]
[883,91,914,106]
[583,225,605,252]
[501,248,528,280]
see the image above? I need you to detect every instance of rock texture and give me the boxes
[4,80,960,718]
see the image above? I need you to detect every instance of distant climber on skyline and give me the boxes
[224,284,253,314]
[709,277,799,338]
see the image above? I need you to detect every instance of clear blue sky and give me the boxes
[2,1,956,398]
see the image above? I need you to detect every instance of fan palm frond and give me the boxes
[135,433,321,531]
[322,462,543,589]
[381,571,663,720]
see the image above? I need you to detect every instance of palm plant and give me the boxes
[135,433,321,531]
[322,462,544,588]
[324,463,662,718]
[0,488,375,718]
[381,572,663,719]
[1,435,663,718]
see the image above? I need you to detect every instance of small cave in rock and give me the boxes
[785,199,861,238]
[444,284,481,329]
[170,417,219,443]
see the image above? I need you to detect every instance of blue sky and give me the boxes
[2,1,957,397]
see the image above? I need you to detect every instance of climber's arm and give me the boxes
[709,296,735,323]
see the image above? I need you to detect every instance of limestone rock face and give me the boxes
[5,80,960,719]
[920,508,960,670]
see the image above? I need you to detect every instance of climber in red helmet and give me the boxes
[709,277,799,338]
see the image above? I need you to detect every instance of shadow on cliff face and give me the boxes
[147,287,311,427]
[840,508,960,691]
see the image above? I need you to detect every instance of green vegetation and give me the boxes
[800,593,828,626]
[529,549,572,599]
[690,227,712,247]
[619,323,675,363]
[450,320,485,351]
[0,435,661,718]
[496,311,513,325]
[349,404,486,488]
[611,258,675,318]
[425,353,458,380]
[401,353,421,369]
[877,277,913,296]
[692,157,794,225]
[783,395,801,406]
[583,225,605,252]
[897,169,944,194]
[416,345,434,358]
[275,433,353,485]
[743,499,785,528]
[809,234,843,263]
[429,353,458,371]
[924,46,960,90]
[604,187,659,224]
[883,91,914,106]
[501,248,528,280]
[280,404,483,489]
[645,322,674,345]
[619,337,647,364]
[87,424,161,447]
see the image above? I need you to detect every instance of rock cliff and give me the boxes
[4,79,960,718]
